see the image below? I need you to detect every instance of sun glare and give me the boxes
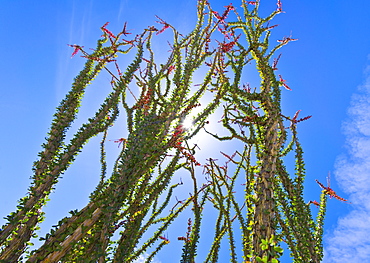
[181,116,195,130]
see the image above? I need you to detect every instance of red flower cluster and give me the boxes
[159,235,170,244]
[155,16,170,35]
[173,125,185,138]
[218,38,238,53]
[110,138,127,148]
[278,75,292,91]
[171,125,201,166]
[308,200,320,207]
[277,36,298,45]
[277,0,283,12]
[272,54,282,70]
[67,44,84,58]
[291,110,312,124]
[101,22,117,39]
[133,86,154,115]
[122,22,131,36]
[178,236,189,242]
[316,179,348,202]
[167,65,175,74]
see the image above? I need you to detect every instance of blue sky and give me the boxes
[1,0,370,262]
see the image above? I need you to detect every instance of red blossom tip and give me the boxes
[67,44,84,58]
[246,1,257,5]
[278,75,292,90]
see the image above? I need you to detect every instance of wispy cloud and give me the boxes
[132,253,161,263]
[324,64,370,262]
[117,0,128,22]
[55,0,94,100]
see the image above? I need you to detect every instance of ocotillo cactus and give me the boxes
[0,1,337,262]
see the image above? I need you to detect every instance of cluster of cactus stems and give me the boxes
[0,1,333,262]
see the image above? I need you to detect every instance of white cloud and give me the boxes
[325,210,370,262]
[132,253,161,263]
[324,64,370,262]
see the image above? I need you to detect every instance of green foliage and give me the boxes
[0,1,337,262]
